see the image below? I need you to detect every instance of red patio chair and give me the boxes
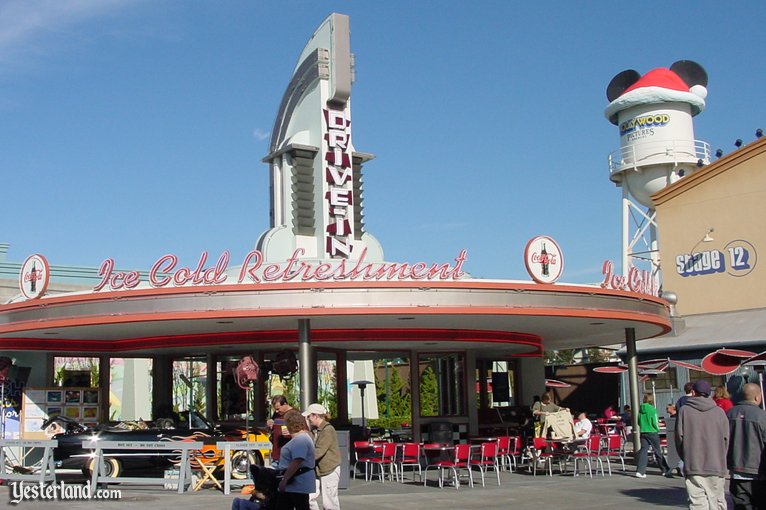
[602,434,626,475]
[496,436,513,472]
[469,441,501,486]
[508,435,524,471]
[397,442,422,483]
[352,441,374,480]
[571,434,605,477]
[423,443,473,489]
[529,437,553,477]
[368,441,398,482]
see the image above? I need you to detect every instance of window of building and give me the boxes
[419,353,465,416]
[644,367,678,391]
[109,357,153,422]
[688,369,725,390]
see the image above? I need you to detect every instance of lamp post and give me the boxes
[351,380,373,435]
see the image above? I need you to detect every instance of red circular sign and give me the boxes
[19,254,50,300]
[524,236,564,284]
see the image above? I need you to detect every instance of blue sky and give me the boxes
[2,1,764,283]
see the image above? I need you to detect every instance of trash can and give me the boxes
[337,430,350,489]
[428,422,453,444]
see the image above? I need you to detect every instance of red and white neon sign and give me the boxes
[324,108,353,258]
[93,249,469,292]
[599,260,658,296]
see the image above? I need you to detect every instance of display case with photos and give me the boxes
[21,387,100,439]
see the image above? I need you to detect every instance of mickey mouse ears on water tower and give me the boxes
[605,60,708,124]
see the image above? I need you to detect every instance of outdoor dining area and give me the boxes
[350,426,630,490]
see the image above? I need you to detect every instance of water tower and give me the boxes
[604,60,710,291]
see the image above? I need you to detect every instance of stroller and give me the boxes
[245,465,280,510]
[247,464,313,510]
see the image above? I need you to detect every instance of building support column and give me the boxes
[410,350,421,443]
[298,319,316,410]
[206,353,216,422]
[625,327,641,450]
[336,351,348,423]
[478,359,489,409]
[98,356,109,424]
[467,351,479,437]
[152,355,173,419]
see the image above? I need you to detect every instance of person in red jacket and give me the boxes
[713,386,734,413]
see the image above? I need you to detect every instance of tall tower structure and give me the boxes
[604,61,710,291]
[259,13,383,264]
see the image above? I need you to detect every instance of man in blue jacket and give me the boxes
[726,382,766,510]
[676,380,729,510]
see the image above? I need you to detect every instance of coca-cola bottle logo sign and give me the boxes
[19,254,50,300]
[524,236,564,284]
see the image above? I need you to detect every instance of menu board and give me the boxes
[21,387,100,439]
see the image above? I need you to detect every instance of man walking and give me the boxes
[304,403,341,510]
[676,380,729,509]
[727,382,766,510]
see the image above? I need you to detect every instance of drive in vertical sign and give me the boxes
[324,108,353,257]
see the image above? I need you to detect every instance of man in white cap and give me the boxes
[303,403,341,510]
[676,380,729,510]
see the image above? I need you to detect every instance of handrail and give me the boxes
[608,139,711,175]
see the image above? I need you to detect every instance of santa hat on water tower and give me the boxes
[605,60,708,124]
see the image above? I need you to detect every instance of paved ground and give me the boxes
[0,464,710,509]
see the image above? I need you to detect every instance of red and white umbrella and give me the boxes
[667,359,703,371]
[593,366,628,374]
[544,379,571,388]
[701,351,742,376]
[717,348,757,359]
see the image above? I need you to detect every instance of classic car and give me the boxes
[45,411,270,479]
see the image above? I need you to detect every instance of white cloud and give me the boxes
[0,0,135,69]
[252,128,270,141]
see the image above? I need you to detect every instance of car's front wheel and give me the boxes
[230,450,263,480]
[82,457,122,479]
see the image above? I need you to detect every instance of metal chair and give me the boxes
[469,441,501,486]
[368,442,398,482]
[397,442,422,483]
[423,443,473,489]
[496,436,512,472]
[529,437,553,476]
[352,441,374,480]
[602,434,626,475]
[571,434,605,477]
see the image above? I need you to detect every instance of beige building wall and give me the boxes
[653,138,766,316]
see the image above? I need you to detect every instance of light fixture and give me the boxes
[351,380,374,432]
[715,149,723,158]
[702,227,715,243]
[735,139,743,148]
